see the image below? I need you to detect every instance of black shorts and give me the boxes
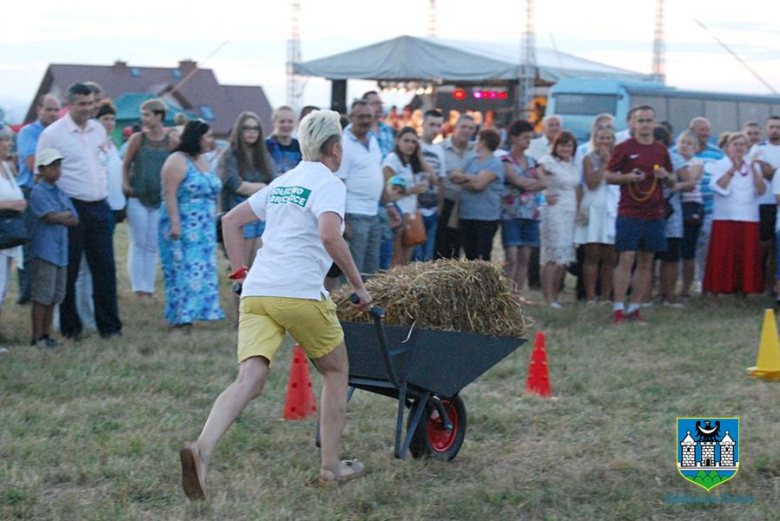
[656,238,682,263]
[759,204,777,242]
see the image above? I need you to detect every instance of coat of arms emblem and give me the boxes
[677,417,739,491]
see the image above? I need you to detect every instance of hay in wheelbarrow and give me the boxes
[332,260,531,338]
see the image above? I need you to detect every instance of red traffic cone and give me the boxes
[525,331,551,398]
[283,344,318,420]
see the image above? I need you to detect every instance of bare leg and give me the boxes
[541,262,556,304]
[551,264,566,303]
[599,245,616,302]
[503,246,519,291]
[661,260,679,302]
[391,230,405,267]
[613,250,636,306]
[32,303,46,340]
[631,251,655,304]
[583,243,600,302]
[517,246,531,295]
[681,259,695,297]
[196,356,268,475]
[43,305,55,338]
[310,343,350,471]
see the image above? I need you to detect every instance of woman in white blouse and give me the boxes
[703,132,765,295]
[0,128,26,329]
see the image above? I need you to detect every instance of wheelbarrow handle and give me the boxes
[349,294,385,318]
[349,294,400,388]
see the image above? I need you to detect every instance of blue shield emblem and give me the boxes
[677,417,739,491]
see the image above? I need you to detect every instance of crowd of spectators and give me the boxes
[1,80,780,352]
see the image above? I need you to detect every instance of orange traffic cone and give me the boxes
[525,331,552,397]
[284,344,318,420]
[747,309,780,381]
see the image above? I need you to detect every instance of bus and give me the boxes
[546,78,780,143]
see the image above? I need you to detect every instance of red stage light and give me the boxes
[453,89,467,100]
[499,92,508,100]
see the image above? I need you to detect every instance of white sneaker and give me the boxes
[549,302,563,310]
[663,300,684,309]
[0,347,8,355]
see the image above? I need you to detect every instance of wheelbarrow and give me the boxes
[320,298,525,461]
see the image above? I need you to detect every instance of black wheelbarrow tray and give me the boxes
[326,306,525,461]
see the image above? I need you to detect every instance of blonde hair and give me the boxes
[589,126,615,150]
[675,130,698,149]
[141,98,167,119]
[725,131,748,148]
[298,110,342,161]
[717,132,732,150]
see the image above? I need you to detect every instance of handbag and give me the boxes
[0,209,30,249]
[402,210,427,247]
[683,202,704,229]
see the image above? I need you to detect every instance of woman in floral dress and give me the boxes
[159,120,225,327]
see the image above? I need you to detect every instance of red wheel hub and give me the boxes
[427,400,458,452]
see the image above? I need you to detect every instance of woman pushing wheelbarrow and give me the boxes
[178,110,372,501]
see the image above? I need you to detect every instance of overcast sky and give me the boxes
[1,0,779,121]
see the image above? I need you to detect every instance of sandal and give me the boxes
[179,443,206,501]
[320,459,366,485]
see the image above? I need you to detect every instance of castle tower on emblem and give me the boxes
[720,431,735,467]
[680,432,696,467]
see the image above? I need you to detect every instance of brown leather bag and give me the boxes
[402,210,427,247]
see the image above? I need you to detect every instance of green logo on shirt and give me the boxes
[269,186,311,207]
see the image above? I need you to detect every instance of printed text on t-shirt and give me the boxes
[269,186,311,207]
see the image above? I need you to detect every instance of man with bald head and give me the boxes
[15,94,61,304]
[528,115,562,161]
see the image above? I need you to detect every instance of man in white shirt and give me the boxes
[527,115,562,161]
[414,109,446,261]
[334,100,385,274]
[180,110,372,500]
[753,116,780,297]
[35,83,122,340]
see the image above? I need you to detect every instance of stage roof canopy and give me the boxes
[294,35,654,83]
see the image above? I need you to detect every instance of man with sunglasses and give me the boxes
[606,106,674,325]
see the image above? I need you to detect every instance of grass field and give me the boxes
[2,224,780,520]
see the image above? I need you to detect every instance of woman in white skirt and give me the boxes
[539,131,581,308]
[574,126,618,303]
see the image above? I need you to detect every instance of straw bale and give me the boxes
[332,260,531,338]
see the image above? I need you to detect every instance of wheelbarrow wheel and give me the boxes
[408,395,466,460]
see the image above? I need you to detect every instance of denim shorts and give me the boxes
[615,216,667,252]
[243,219,266,239]
[501,218,540,248]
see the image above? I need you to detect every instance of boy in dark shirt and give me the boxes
[29,149,79,347]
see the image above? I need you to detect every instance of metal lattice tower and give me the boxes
[428,0,437,38]
[652,0,666,84]
[520,0,536,116]
[286,0,303,110]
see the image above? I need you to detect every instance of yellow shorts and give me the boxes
[237,296,344,366]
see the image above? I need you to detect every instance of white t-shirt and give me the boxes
[334,129,384,216]
[243,161,346,300]
[751,142,780,206]
[381,152,419,214]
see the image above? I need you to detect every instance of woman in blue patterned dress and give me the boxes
[159,120,225,327]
